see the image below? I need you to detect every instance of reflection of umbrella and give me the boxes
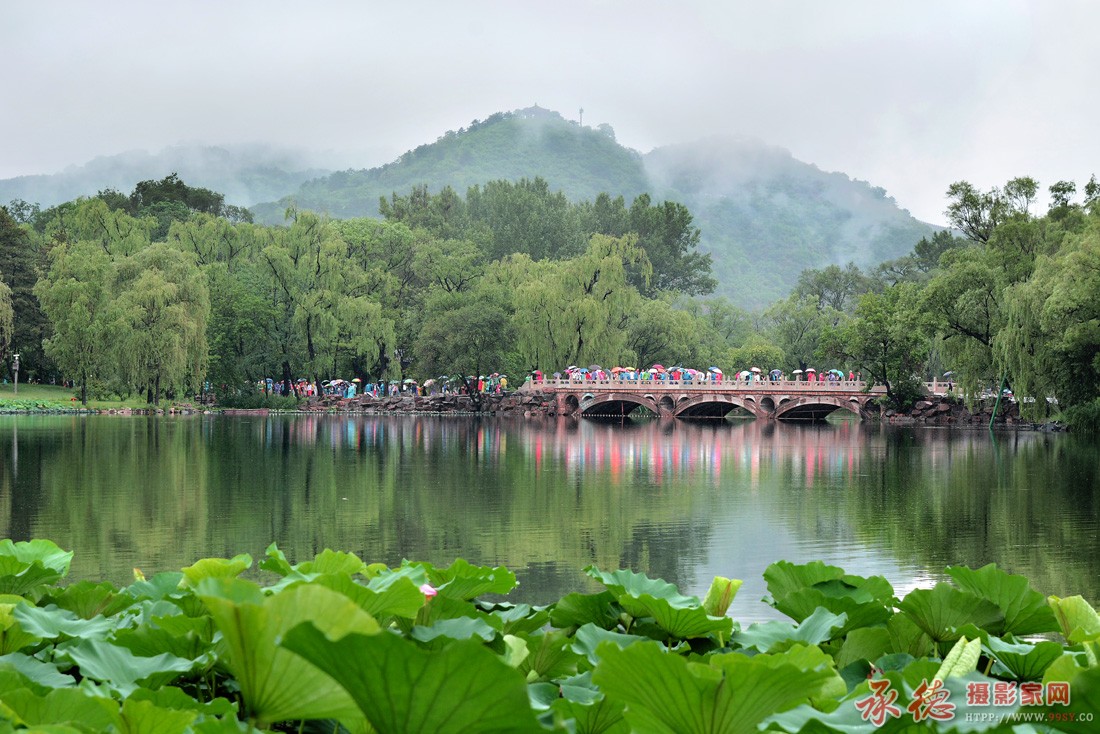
[943,371,955,377]
[750,367,761,373]
[791,369,803,375]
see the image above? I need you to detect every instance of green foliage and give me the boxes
[0,541,1096,733]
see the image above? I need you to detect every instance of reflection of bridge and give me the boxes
[522,379,894,421]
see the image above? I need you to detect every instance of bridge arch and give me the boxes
[579,393,660,418]
[673,394,762,419]
[774,395,865,422]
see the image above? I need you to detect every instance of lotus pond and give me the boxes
[1,540,1099,732]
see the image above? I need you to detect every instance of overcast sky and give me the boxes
[4,0,1098,224]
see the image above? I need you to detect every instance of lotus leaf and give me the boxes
[733,608,848,653]
[58,638,196,696]
[762,560,846,602]
[550,591,620,630]
[550,696,629,734]
[984,636,1064,681]
[43,580,134,620]
[897,583,1004,649]
[885,613,934,659]
[947,563,1058,636]
[516,629,582,681]
[1048,594,1100,643]
[116,697,197,734]
[572,623,656,666]
[414,558,517,600]
[281,622,545,733]
[0,686,117,730]
[196,578,379,728]
[128,686,237,717]
[0,653,76,689]
[834,627,893,671]
[484,602,550,635]
[585,567,732,640]
[0,603,41,654]
[123,572,187,602]
[409,616,500,649]
[13,604,117,641]
[180,555,252,588]
[1024,665,1100,733]
[594,639,832,734]
[313,572,425,621]
[0,540,73,575]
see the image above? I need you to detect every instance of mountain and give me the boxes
[644,138,936,305]
[253,107,935,308]
[0,144,332,209]
[251,106,650,221]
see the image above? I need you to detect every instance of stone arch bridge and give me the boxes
[522,379,893,421]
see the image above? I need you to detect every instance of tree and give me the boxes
[794,262,872,313]
[621,298,700,370]
[0,206,49,379]
[763,295,841,371]
[626,194,716,296]
[114,244,210,404]
[0,274,11,365]
[945,181,1006,243]
[821,285,928,409]
[510,234,649,370]
[912,230,962,272]
[413,290,517,381]
[34,242,119,405]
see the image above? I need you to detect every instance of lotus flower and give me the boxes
[419,583,438,600]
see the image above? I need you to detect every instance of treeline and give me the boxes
[2,173,1099,424]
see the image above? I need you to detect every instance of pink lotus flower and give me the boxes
[419,583,438,600]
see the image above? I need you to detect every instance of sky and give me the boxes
[3,0,1098,225]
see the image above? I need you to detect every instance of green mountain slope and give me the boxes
[253,106,650,221]
[254,108,935,308]
[644,138,936,306]
[0,144,331,209]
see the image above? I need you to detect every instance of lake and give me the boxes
[1,414,1096,621]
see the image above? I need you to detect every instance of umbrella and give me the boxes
[805,368,817,373]
[623,367,637,372]
[708,367,723,375]
[738,370,751,378]
[830,369,845,377]
[404,378,417,384]
[791,369,803,375]
[423,378,436,386]
[651,364,665,371]
[943,371,955,377]
[566,365,578,371]
[577,368,590,373]
[552,372,562,378]
[611,366,623,373]
[589,364,602,371]
[351,378,361,383]
[750,367,761,373]
[770,369,782,377]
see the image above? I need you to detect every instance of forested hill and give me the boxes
[251,106,651,221]
[0,144,331,210]
[252,107,936,308]
[644,138,936,305]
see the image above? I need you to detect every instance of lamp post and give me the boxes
[11,353,18,396]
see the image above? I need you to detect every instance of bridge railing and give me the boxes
[521,378,888,393]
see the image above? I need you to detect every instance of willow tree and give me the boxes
[511,233,650,370]
[113,244,209,404]
[262,211,394,386]
[34,242,120,405]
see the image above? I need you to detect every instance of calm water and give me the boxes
[1,415,1097,621]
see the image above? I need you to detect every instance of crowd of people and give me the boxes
[527,364,862,383]
[254,364,863,402]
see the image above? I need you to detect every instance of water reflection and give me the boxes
[0,415,1096,622]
